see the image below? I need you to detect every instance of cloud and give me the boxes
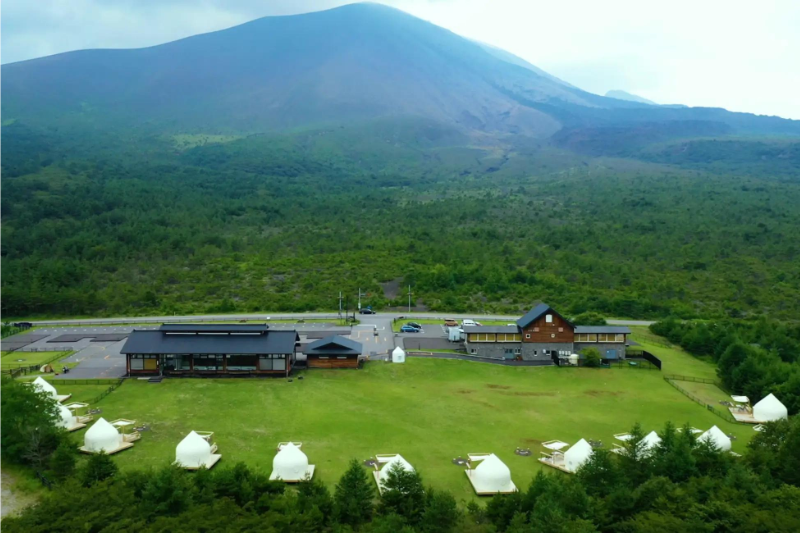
[2,0,799,119]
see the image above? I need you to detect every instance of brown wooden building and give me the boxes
[302,335,362,369]
[121,324,299,377]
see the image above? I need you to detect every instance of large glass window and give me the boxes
[273,356,286,371]
[497,333,521,342]
[193,355,220,371]
[172,355,191,370]
[468,333,496,342]
[228,355,257,371]
[576,334,598,342]
[259,356,273,371]
[130,356,144,370]
[597,334,625,343]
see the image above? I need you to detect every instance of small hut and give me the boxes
[175,431,221,470]
[465,453,517,495]
[392,347,406,363]
[753,394,788,422]
[372,454,414,493]
[80,417,134,454]
[270,442,315,482]
[32,377,71,403]
[699,426,732,452]
[57,404,86,432]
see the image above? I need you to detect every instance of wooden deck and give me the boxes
[79,441,134,455]
[269,465,315,482]
[538,457,573,474]
[181,454,222,471]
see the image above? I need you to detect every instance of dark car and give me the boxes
[359,308,376,315]
[406,322,422,329]
[400,325,420,333]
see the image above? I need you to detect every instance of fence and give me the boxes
[28,376,125,403]
[663,375,736,423]
[1,350,74,373]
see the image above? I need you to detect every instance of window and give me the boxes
[273,357,286,371]
[228,354,257,371]
[130,357,144,370]
[497,333,521,342]
[468,333,496,342]
[546,314,553,323]
[172,355,191,370]
[337,356,347,359]
[576,334,598,342]
[470,348,477,354]
[533,327,539,332]
[194,355,220,371]
[514,348,521,355]
[558,327,563,332]
[597,333,625,343]
[504,349,514,355]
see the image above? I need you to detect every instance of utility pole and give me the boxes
[358,288,363,311]
[408,285,412,313]
[338,291,343,320]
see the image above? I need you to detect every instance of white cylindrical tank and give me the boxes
[84,417,122,453]
[473,454,512,492]
[753,393,788,422]
[568,353,579,366]
[392,347,406,363]
[33,377,58,399]
[175,431,212,468]
[57,404,76,429]
[272,443,310,481]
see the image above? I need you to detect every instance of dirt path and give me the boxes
[1,469,38,519]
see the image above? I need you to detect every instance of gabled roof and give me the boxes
[516,303,572,329]
[303,335,362,356]
[574,326,631,334]
[121,328,298,355]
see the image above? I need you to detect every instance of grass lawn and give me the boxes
[77,358,752,501]
[672,380,732,407]
[1,351,69,370]
[629,327,718,379]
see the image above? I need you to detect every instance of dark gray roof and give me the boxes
[121,329,298,355]
[516,303,569,328]
[160,323,269,333]
[574,326,631,334]
[303,335,362,356]
[463,325,519,334]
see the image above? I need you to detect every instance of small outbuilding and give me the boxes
[57,404,86,432]
[32,377,71,403]
[270,442,315,482]
[753,393,788,422]
[392,346,406,363]
[80,417,134,455]
[699,426,732,452]
[175,431,221,470]
[465,453,517,495]
[303,336,362,369]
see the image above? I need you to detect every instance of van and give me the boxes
[461,319,477,327]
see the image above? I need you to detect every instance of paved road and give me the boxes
[26,313,655,327]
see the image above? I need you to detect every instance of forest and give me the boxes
[3,376,800,532]
[2,120,800,319]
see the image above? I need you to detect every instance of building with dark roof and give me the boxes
[121,324,299,377]
[464,305,630,362]
[302,335,363,369]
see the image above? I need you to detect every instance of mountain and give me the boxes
[2,3,799,143]
[605,90,657,105]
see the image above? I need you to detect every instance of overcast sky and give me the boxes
[3,0,799,119]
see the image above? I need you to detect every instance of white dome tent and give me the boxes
[699,426,732,452]
[80,417,134,455]
[564,439,594,473]
[753,394,788,422]
[175,431,222,470]
[270,442,315,482]
[642,431,662,453]
[392,347,406,363]
[465,453,517,495]
[32,377,71,403]
[56,404,86,432]
[372,453,414,493]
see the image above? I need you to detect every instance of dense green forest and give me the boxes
[4,376,800,532]
[3,120,800,319]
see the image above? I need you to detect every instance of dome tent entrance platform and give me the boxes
[64,402,94,426]
[80,417,135,455]
[270,442,315,482]
[464,453,517,495]
[371,454,414,494]
[175,431,221,470]
[110,419,142,443]
[539,438,593,474]
[729,393,788,424]
[57,404,86,432]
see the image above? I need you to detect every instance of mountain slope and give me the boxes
[2,3,799,142]
[605,90,657,105]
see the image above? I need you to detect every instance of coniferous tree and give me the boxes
[334,458,375,529]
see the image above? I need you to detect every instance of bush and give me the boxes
[582,347,602,367]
